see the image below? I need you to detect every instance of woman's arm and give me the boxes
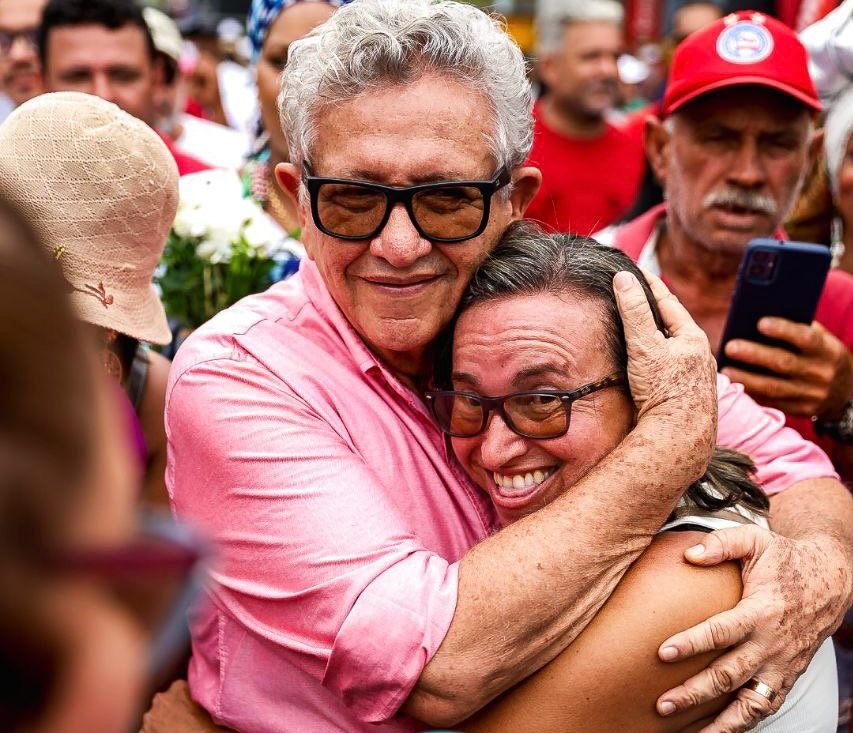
[462,531,742,733]
[139,350,171,507]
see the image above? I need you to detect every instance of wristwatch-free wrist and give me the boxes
[813,398,853,444]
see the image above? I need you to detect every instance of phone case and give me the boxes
[716,239,831,373]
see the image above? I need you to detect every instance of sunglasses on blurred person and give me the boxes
[58,511,209,682]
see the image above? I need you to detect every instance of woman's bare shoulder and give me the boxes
[463,531,742,733]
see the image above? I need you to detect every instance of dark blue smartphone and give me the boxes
[717,239,831,373]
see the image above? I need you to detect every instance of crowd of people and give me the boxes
[0,0,851,732]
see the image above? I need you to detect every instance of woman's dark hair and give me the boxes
[435,221,769,516]
[0,194,98,729]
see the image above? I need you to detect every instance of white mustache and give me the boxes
[703,188,778,216]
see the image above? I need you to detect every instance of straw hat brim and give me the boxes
[70,281,172,345]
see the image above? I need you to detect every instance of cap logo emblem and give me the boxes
[717,21,773,64]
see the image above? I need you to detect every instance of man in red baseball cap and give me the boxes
[612,11,853,485]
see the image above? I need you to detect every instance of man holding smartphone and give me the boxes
[613,11,853,481]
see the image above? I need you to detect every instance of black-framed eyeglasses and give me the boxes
[425,372,627,439]
[0,28,38,54]
[301,162,511,243]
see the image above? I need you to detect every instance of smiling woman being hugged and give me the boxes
[427,223,839,733]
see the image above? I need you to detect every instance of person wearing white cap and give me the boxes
[143,6,250,171]
[0,91,179,507]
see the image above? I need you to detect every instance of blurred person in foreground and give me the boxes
[611,12,853,481]
[37,0,209,176]
[0,189,205,733]
[0,0,46,122]
[144,6,250,172]
[526,0,645,235]
[0,91,179,507]
[244,0,350,238]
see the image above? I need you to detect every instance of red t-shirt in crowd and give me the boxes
[525,100,645,236]
[156,130,212,177]
[614,203,853,460]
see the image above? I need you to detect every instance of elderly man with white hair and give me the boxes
[165,2,853,732]
[525,0,646,235]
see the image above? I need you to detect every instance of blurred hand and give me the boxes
[722,318,853,418]
[140,680,234,733]
[614,269,717,484]
[655,525,852,733]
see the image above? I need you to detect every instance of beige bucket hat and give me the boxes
[0,92,178,345]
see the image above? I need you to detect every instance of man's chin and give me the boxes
[361,316,445,360]
[695,219,778,256]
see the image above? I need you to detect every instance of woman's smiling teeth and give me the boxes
[493,468,556,491]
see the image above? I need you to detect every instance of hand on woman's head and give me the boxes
[613,267,717,486]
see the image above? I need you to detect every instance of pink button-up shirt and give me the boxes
[165,260,837,733]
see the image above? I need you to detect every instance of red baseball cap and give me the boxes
[662,11,821,117]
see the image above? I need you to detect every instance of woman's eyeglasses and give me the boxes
[301,162,511,243]
[425,372,627,439]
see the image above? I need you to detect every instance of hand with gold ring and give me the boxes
[741,678,776,703]
[653,521,852,732]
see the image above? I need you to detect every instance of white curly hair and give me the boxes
[278,0,533,176]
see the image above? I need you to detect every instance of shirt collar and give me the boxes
[299,259,434,421]
[639,208,789,279]
[637,221,664,277]
[300,259,382,375]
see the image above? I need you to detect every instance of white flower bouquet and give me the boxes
[157,170,303,328]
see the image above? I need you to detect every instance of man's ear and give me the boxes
[509,166,543,220]
[152,56,167,87]
[275,162,314,258]
[644,115,671,188]
[275,162,305,215]
[808,124,824,168]
[537,53,558,92]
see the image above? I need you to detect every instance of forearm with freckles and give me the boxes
[403,418,697,727]
[769,478,853,599]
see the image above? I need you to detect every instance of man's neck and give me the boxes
[656,220,742,352]
[374,344,434,393]
[540,96,606,140]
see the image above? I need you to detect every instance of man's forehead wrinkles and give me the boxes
[340,167,492,184]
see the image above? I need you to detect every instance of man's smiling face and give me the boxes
[294,73,534,371]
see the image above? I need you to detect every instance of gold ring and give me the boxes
[742,677,777,702]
